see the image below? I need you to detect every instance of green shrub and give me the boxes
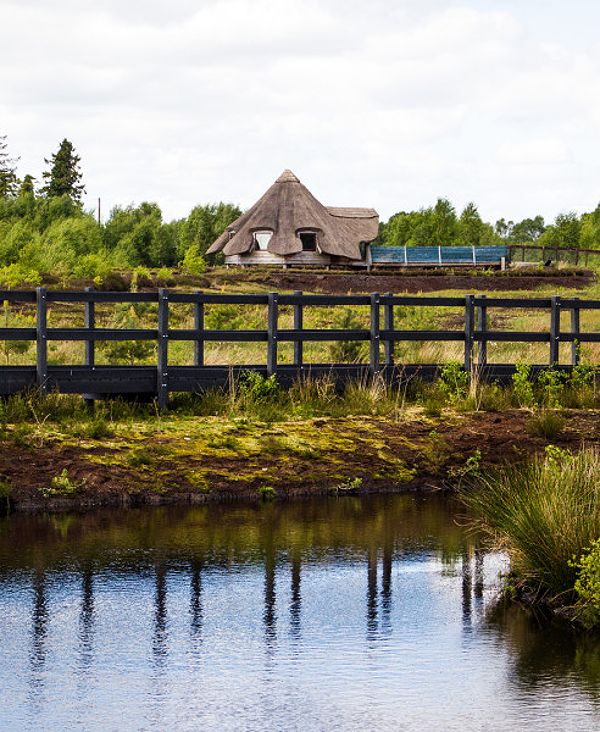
[511,363,536,407]
[0,262,42,287]
[438,361,469,404]
[537,368,566,408]
[40,468,85,497]
[258,485,277,500]
[181,245,206,276]
[237,371,281,403]
[571,539,600,627]
[460,446,600,598]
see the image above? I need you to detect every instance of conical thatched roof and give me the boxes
[207,170,378,260]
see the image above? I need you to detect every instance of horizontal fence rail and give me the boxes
[0,288,598,407]
[508,243,600,266]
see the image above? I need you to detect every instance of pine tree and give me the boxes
[41,138,85,203]
[0,134,19,197]
[19,174,35,196]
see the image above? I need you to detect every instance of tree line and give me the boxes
[2,133,600,287]
[378,198,600,251]
[0,135,240,285]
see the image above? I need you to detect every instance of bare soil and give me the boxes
[3,409,598,513]
[206,267,594,294]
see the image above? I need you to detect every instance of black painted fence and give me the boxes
[0,288,597,407]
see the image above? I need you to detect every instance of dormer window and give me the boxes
[253,231,272,251]
[299,231,317,251]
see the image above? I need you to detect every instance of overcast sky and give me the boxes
[2,0,600,224]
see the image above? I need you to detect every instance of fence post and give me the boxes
[370,293,380,376]
[84,286,96,409]
[293,290,303,370]
[157,288,169,410]
[476,295,487,368]
[549,296,561,366]
[571,298,580,366]
[36,286,48,393]
[267,292,278,377]
[194,290,204,367]
[84,286,95,369]
[464,294,475,373]
[383,292,394,369]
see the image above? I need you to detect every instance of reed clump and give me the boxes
[460,446,600,615]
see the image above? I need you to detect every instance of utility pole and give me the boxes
[97,197,101,225]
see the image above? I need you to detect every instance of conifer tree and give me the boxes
[0,134,19,197]
[42,138,85,203]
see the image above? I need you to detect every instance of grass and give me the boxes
[460,446,600,601]
[0,269,599,369]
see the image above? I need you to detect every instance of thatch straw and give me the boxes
[207,170,378,260]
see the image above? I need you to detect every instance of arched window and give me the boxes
[253,231,272,251]
[298,231,317,251]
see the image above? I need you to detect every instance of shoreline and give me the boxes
[3,407,599,514]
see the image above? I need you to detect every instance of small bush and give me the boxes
[237,371,281,403]
[512,363,536,407]
[40,468,85,497]
[258,485,277,500]
[438,362,469,405]
[181,245,206,276]
[538,368,567,409]
[571,539,600,627]
[526,410,566,439]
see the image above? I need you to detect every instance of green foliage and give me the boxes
[0,262,42,287]
[177,202,241,259]
[460,446,600,599]
[539,212,582,251]
[511,363,536,407]
[380,198,498,246]
[0,135,19,198]
[40,468,85,497]
[333,477,364,494]
[237,371,281,403]
[41,139,85,203]
[448,449,482,486]
[258,485,277,500]
[438,362,469,404]
[537,368,566,408]
[571,539,600,627]
[181,244,206,275]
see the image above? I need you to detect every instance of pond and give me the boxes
[0,495,599,731]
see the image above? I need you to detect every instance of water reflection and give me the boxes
[0,495,598,731]
[190,559,203,643]
[289,549,301,641]
[153,562,168,665]
[29,567,48,713]
[78,564,95,671]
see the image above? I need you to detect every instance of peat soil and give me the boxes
[207,267,595,294]
[2,409,598,513]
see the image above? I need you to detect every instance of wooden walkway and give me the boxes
[0,288,597,407]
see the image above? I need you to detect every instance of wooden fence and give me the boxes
[508,243,600,266]
[0,288,599,407]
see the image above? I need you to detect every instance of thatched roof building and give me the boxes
[207,170,378,264]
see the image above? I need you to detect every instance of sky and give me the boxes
[2,0,600,224]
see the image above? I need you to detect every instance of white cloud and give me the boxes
[1,0,600,224]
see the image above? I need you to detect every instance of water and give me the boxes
[0,495,599,731]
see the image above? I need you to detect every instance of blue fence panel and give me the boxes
[370,245,509,265]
